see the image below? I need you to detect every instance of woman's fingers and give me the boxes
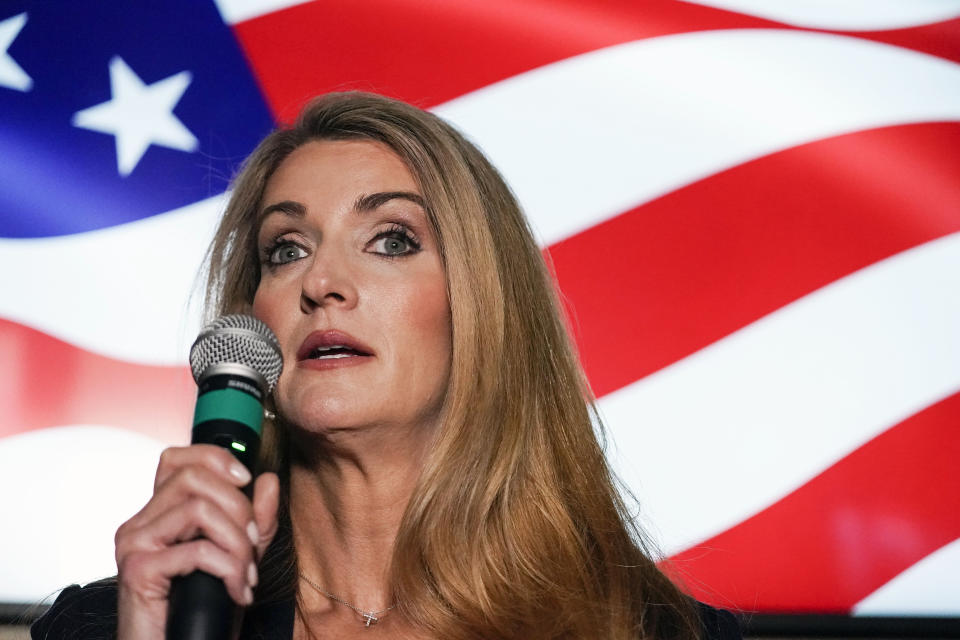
[117,444,266,597]
[121,538,255,606]
[126,462,255,536]
[115,445,282,639]
[115,445,278,639]
[251,472,280,560]
[154,445,251,492]
[119,495,257,575]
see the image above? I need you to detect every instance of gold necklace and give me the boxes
[298,572,396,627]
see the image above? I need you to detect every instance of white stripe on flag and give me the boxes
[0,425,166,602]
[436,29,960,246]
[682,0,960,31]
[212,0,313,25]
[853,537,960,615]
[601,232,960,554]
[0,195,223,364]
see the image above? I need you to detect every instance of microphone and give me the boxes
[166,314,283,640]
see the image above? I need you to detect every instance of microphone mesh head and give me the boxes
[189,314,283,392]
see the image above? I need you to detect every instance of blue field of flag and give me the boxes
[0,0,274,238]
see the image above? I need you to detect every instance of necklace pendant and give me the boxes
[298,571,394,628]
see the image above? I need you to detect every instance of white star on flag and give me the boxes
[72,56,198,176]
[0,12,32,92]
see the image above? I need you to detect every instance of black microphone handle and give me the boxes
[166,571,235,640]
[166,375,263,640]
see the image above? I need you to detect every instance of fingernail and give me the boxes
[247,521,259,546]
[244,586,254,605]
[248,562,258,587]
[230,464,252,485]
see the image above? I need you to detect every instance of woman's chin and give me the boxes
[281,407,368,434]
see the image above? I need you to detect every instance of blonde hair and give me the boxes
[206,92,699,640]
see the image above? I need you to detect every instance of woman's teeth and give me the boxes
[310,346,357,359]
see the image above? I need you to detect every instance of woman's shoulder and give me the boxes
[31,581,739,640]
[31,578,118,640]
[30,578,294,640]
[696,602,742,640]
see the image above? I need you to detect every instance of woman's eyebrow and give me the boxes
[354,191,425,213]
[259,200,306,221]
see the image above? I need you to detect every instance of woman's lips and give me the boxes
[296,330,374,370]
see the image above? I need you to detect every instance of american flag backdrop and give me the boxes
[1,0,959,619]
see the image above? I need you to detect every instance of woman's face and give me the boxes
[252,139,451,437]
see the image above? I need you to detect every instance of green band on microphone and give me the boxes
[193,388,263,435]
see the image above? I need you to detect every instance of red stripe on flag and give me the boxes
[666,390,960,612]
[840,17,960,65]
[232,1,959,120]
[231,0,781,118]
[547,122,960,398]
[0,318,193,444]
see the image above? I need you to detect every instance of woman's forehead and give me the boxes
[266,139,416,197]
[257,140,430,232]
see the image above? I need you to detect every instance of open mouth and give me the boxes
[307,345,369,360]
[297,330,374,363]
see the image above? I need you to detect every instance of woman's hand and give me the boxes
[114,445,280,640]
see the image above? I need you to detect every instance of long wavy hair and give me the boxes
[204,91,700,640]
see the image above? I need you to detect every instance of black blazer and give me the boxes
[32,579,742,640]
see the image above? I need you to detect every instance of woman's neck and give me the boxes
[287,421,432,614]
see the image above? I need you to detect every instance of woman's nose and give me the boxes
[299,250,358,313]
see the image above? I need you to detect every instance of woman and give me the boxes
[33,92,739,640]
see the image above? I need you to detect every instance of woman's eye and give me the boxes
[268,242,308,265]
[370,232,418,256]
